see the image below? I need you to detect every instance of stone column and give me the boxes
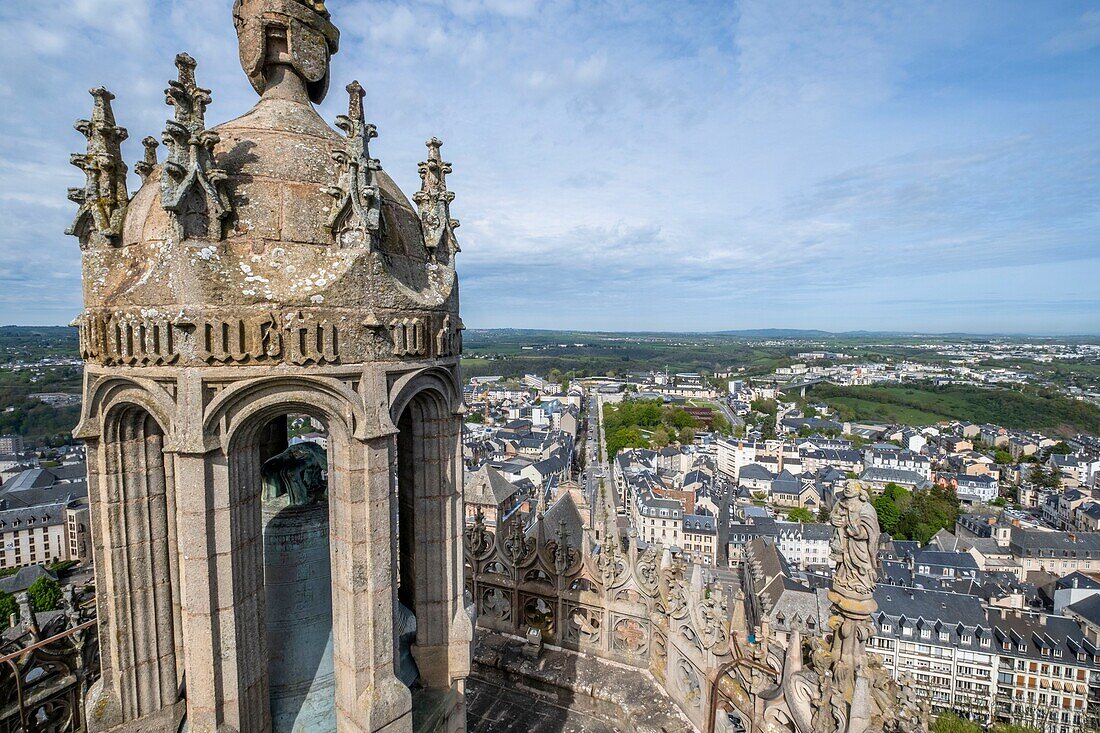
[86,409,185,733]
[172,437,270,733]
[329,430,411,732]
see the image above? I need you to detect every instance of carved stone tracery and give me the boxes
[67,87,129,248]
[160,53,232,241]
[413,137,460,255]
[324,81,384,248]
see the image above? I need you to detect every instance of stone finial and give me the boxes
[134,136,160,184]
[67,86,129,248]
[323,80,383,248]
[160,53,232,241]
[413,137,460,255]
[233,0,340,104]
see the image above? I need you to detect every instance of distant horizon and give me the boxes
[1,1,1098,332]
[5,322,1099,340]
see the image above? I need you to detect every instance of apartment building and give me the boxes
[869,588,1098,731]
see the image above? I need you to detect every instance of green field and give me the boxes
[461,329,792,379]
[811,383,1100,436]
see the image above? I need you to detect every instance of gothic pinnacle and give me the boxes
[66,86,129,248]
[160,52,231,240]
[413,137,460,254]
[134,137,160,184]
[324,80,382,247]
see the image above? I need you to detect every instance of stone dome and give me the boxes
[72,0,462,369]
[99,86,454,315]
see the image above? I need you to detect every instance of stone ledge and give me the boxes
[472,632,694,733]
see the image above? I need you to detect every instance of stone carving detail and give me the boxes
[613,617,648,655]
[324,81,383,248]
[191,313,283,363]
[502,517,533,567]
[678,659,702,709]
[75,312,182,365]
[233,0,340,104]
[161,53,232,241]
[67,87,129,248]
[829,481,880,603]
[133,136,160,185]
[635,543,660,595]
[75,309,344,366]
[550,520,579,574]
[435,315,462,358]
[698,582,728,651]
[285,311,339,365]
[523,597,553,635]
[463,481,926,733]
[594,525,623,587]
[391,317,427,357]
[261,441,327,506]
[568,607,602,645]
[481,587,510,623]
[464,511,493,558]
[413,137,460,255]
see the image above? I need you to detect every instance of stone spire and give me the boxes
[67,87,129,248]
[133,136,159,185]
[233,0,340,104]
[324,81,383,248]
[160,53,232,241]
[413,137,460,255]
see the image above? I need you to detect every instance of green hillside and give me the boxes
[812,383,1100,436]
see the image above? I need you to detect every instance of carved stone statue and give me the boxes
[232,0,340,104]
[829,481,880,605]
[261,441,327,507]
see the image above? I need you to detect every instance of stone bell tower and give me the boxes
[68,1,471,731]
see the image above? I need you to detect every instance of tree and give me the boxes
[711,414,732,436]
[0,592,16,626]
[931,713,981,733]
[27,576,62,613]
[680,427,696,444]
[465,411,485,424]
[994,448,1013,465]
[1045,441,1072,458]
[872,495,901,535]
[652,427,671,448]
[787,507,814,523]
[990,724,1040,733]
[817,505,830,522]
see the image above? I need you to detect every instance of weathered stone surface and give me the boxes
[471,632,693,733]
[71,1,469,732]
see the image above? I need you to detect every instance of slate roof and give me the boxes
[0,500,69,530]
[1067,594,1100,627]
[1010,528,1100,558]
[682,514,717,535]
[465,465,518,507]
[739,464,774,481]
[859,467,931,488]
[530,491,585,548]
[0,565,56,595]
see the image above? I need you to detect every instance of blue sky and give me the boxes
[1,1,1098,334]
